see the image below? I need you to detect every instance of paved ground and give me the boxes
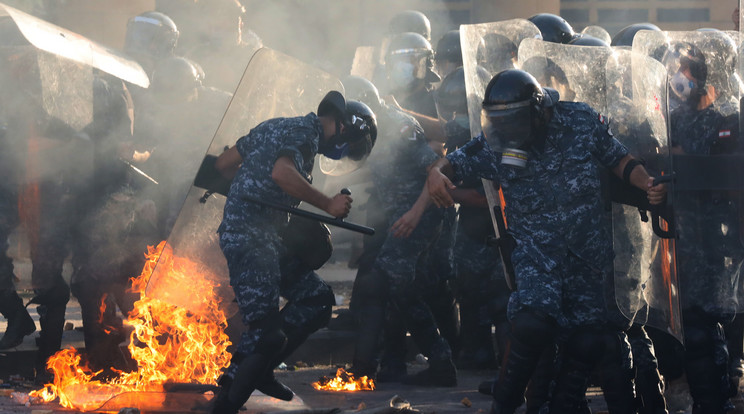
[1,249,743,413]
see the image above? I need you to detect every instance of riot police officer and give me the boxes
[427,69,666,413]
[662,39,742,413]
[123,11,179,78]
[211,91,376,413]
[389,10,431,42]
[434,30,463,80]
[383,32,440,118]
[434,67,508,371]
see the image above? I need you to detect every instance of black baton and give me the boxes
[241,190,375,236]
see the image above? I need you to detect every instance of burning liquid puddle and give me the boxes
[312,368,376,392]
[29,241,232,412]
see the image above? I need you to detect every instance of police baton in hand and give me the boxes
[241,188,375,236]
[194,154,374,235]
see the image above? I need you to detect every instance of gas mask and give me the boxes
[481,103,535,168]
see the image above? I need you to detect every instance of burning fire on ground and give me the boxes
[29,241,231,411]
[312,368,375,392]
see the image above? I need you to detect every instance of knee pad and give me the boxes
[510,310,556,348]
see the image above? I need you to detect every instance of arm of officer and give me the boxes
[450,187,488,208]
[613,154,666,205]
[426,157,457,208]
[384,94,447,143]
[272,156,352,218]
[215,145,243,179]
[391,186,431,238]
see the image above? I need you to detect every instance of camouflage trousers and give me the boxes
[220,227,334,359]
[375,209,453,361]
[510,250,615,330]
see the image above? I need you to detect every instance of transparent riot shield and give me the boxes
[0,2,149,88]
[606,48,682,341]
[517,37,613,112]
[460,19,541,133]
[144,48,342,317]
[0,11,116,295]
[581,25,611,45]
[634,30,744,318]
[516,39,681,338]
[460,19,541,289]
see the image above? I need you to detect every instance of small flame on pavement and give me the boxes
[312,368,375,392]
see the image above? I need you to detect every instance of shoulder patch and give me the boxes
[400,124,417,141]
[719,130,732,138]
[598,114,605,124]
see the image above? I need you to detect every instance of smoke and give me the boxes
[0,0,459,330]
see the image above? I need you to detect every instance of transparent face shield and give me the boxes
[385,51,428,91]
[319,114,373,176]
[480,102,534,151]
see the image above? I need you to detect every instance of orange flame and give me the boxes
[30,241,231,411]
[312,368,375,392]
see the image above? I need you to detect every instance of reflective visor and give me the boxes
[480,102,533,150]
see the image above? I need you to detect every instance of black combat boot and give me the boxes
[490,335,545,414]
[256,370,293,401]
[0,289,36,349]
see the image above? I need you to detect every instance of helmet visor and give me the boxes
[481,102,533,150]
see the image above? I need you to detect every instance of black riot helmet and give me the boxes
[343,100,378,161]
[435,30,462,78]
[385,32,440,93]
[389,10,431,41]
[481,69,557,159]
[568,34,610,47]
[124,11,179,71]
[318,91,377,175]
[342,76,382,113]
[528,13,576,44]
[318,92,377,159]
[611,23,661,47]
[151,56,201,104]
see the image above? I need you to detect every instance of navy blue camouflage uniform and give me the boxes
[447,104,627,329]
[368,108,449,359]
[447,101,636,411]
[218,113,335,378]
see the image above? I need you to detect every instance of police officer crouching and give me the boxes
[427,69,666,413]
[210,91,376,414]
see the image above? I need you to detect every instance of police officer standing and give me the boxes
[427,69,666,413]
[211,91,376,413]
[664,40,742,413]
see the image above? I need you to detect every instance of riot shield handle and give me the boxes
[650,174,675,239]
